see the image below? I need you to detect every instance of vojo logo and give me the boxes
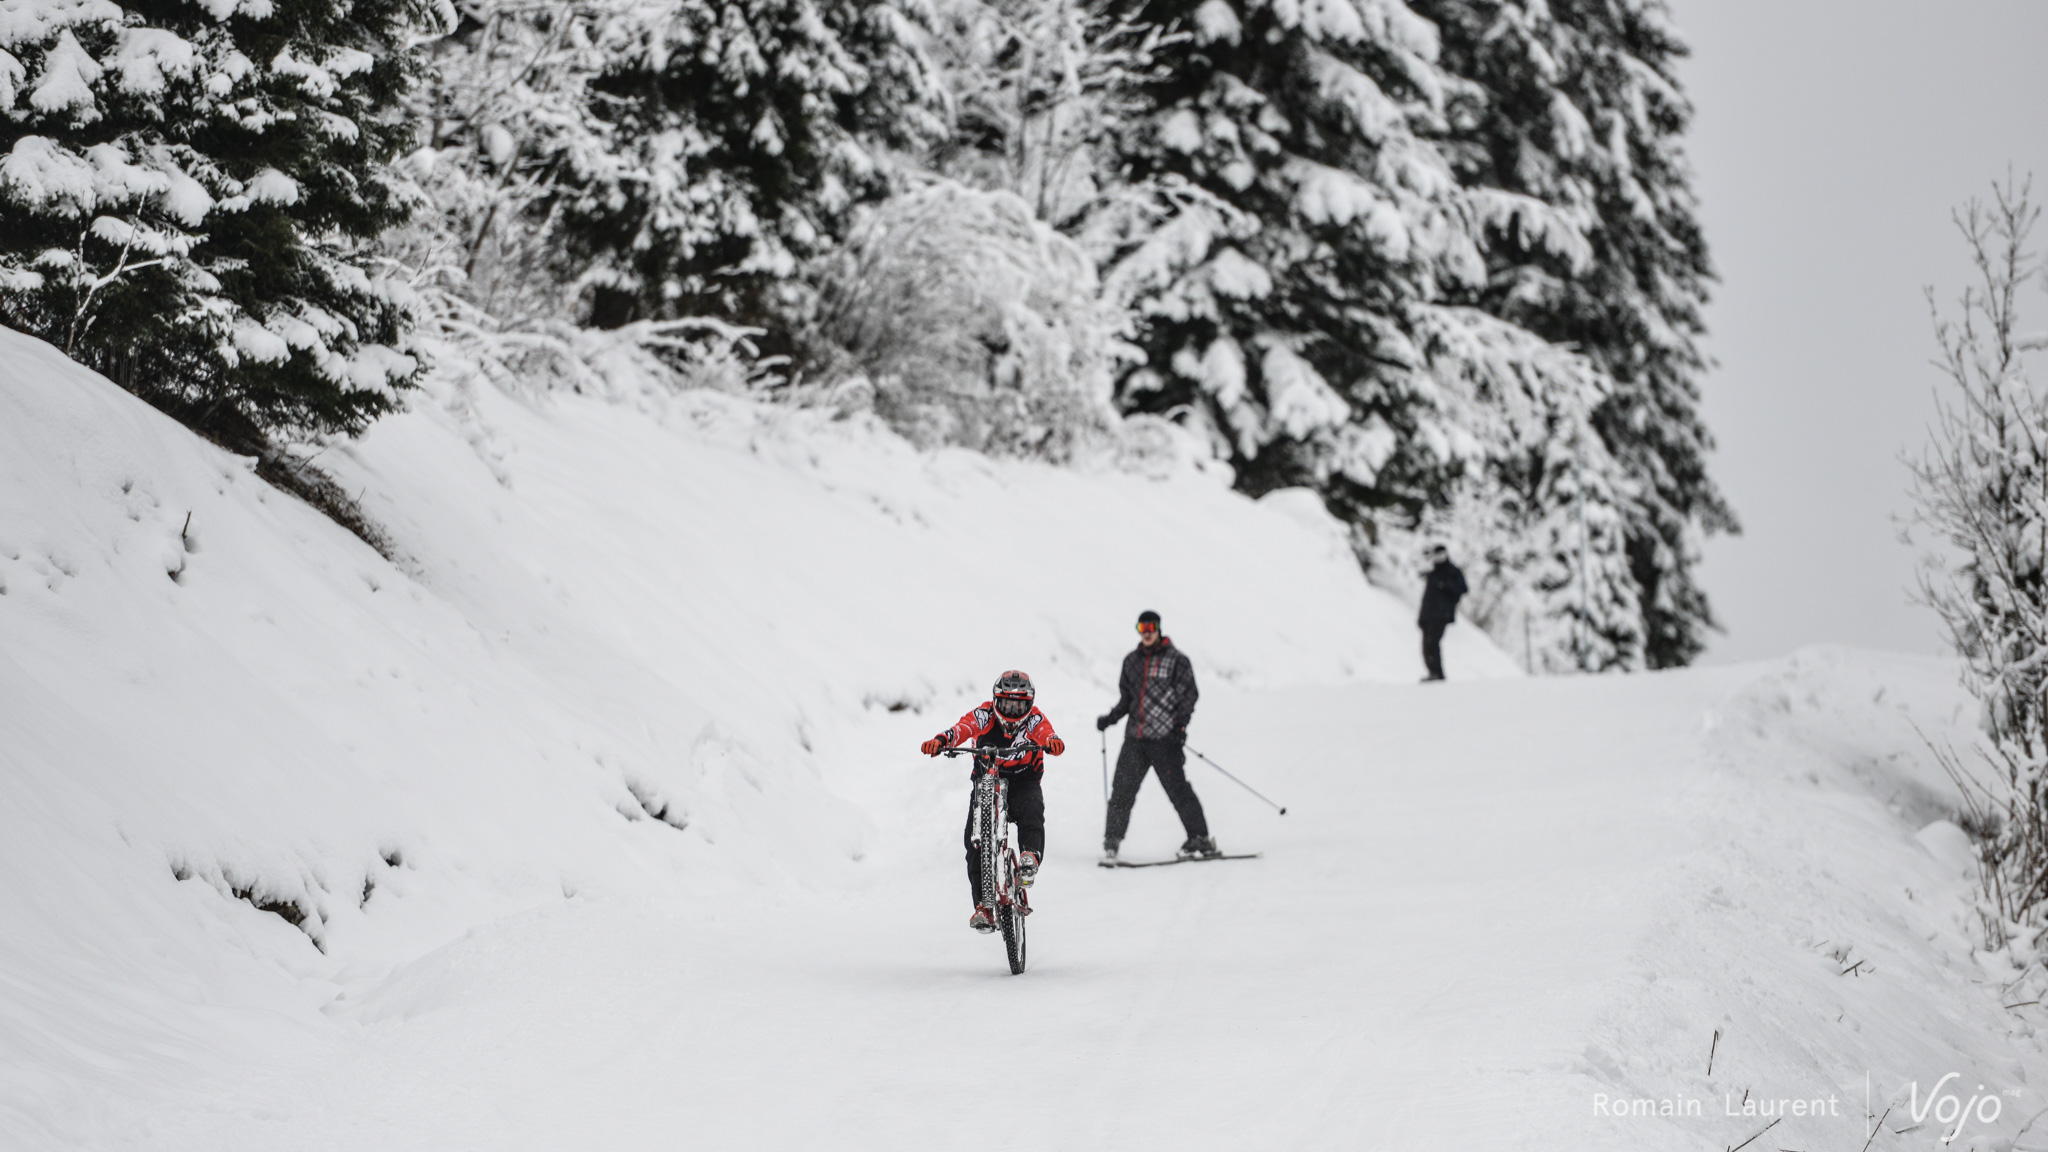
[1587,1070,2014,1146]
[1907,1074,2002,1145]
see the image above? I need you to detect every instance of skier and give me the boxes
[1095,610,1217,862]
[1419,543,1467,682]
[921,670,1065,933]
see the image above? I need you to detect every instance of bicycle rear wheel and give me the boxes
[998,849,1027,974]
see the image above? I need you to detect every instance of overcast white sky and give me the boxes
[1668,0,2048,664]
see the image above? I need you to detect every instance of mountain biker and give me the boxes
[921,670,1066,933]
[1096,610,1217,862]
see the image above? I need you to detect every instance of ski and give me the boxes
[1099,853,1262,869]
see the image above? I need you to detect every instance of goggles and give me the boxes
[993,695,1032,720]
[1136,622,1160,636]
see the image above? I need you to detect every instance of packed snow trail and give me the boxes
[100,659,2033,1152]
[115,671,1716,1150]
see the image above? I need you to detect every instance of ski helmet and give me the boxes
[992,670,1035,724]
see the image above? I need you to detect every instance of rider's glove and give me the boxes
[1171,727,1186,747]
[921,735,949,756]
[1044,736,1065,756]
[1095,713,1113,731]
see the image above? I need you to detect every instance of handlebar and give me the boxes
[939,741,1044,759]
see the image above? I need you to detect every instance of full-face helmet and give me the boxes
[992,670,1035,730]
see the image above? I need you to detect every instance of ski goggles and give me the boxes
[993,695,1032,720]
[1136,622,1160,636]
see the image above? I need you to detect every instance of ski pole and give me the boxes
[1100,730,1109,804]
[1186,746,1288,815]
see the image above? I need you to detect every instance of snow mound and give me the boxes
[1916,819,1978,876]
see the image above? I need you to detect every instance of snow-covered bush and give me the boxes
[393,0,613,338]
[0,0,429,445]
[924,0,1174,226]
[813,180,1122,460]
[1907,176,2048,941]
[388,0,734,399]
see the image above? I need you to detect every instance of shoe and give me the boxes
[1100,841,1120,864]
[969,905,996,933]
[1177,835,1221,859]
[1018,850,1040,887]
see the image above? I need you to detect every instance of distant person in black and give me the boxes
[1419,544,1467,682]
[1095,610,1216,862]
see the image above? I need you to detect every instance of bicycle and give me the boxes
[941,741,1037,975]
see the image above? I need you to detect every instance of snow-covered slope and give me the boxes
[0,327,1506,1145]
[3,329,2044,1150]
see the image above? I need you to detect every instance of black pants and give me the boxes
[964,772,1044,907]
[1421,621,1447,680]
[1104,738,1208,846]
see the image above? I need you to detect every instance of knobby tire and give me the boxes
[999,851,1026,974]
[971,769,1027,975]
[976,772,1027,975]
[978,776,1000,944]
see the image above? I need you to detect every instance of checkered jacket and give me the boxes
[1104,638,1198,740]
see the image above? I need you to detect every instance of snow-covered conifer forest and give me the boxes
[1,0,1733,670]
[4,0,2047,1147]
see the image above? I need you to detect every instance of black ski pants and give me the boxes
[1421,621,1448,680]
[964,772,1044,907]
[1104,738,1208,846]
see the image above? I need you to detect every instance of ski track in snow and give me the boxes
[1,329,2043,1149]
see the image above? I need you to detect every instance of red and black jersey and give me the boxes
[938,703,1060,775]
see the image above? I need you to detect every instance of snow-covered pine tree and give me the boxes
[1087,0,1491,525]
[1070,0,1655,670]
[1413,0,1734,667]
[0,0,429,445]
[1399,305,1644,670]
[550,0,945,339]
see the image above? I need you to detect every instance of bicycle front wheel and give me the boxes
[978,778,1001,928]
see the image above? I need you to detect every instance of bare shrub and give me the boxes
[1906,174,2048,943]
